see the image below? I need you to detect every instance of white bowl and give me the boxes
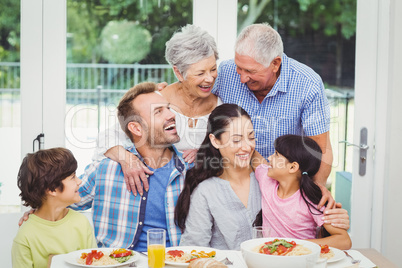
[240,237,320,268]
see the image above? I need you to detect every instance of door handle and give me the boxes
[33,133,45,152]
[339,127,368,176]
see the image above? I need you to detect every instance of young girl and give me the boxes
[255,134,352,249]
[175,104,350,250]
[12,148,96,268]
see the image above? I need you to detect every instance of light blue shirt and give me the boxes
[212,53,330,158]
[134,156,175,252]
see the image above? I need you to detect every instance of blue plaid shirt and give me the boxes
[212,53,330,158]
[70,146,190,249]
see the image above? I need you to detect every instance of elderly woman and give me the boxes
[94,24,222,194]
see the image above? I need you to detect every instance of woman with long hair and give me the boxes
[176,103,260,250]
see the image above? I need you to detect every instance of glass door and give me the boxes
[0,0,21,213]
[65,0,194,174]
[237,0,357,233]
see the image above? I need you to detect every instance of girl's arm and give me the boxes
[251,150,268,170]
[306,223,352,250]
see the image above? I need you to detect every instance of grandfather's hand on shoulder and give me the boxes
[323,203,350,230]
[316,183,335,209]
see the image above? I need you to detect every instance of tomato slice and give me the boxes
[320,244,330,253]
[110,248,132,258]
[167,250,184,258]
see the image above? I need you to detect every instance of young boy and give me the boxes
[11,148,96,268]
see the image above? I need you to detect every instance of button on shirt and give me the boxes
[70,146,190,249]
[212,53,330,158]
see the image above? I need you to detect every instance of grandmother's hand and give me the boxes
[157,82,168,91]
[121,151,153,196]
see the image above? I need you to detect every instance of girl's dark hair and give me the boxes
[17,147,78,209]
[175,104,251,231]
[274,134,323,214]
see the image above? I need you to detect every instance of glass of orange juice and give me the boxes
[147,228,166,268]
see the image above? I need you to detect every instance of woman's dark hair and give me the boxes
[275,134,323,214]
[175,104,251,231]
[17,147,77,209]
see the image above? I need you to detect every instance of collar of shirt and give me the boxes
[265,53,289,99]
[126,145,190,173]
[125,144,191,248]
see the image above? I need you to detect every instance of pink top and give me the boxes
[255,164,325,239]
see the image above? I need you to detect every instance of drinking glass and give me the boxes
[306,257,327,268]
[252,226,271,239]
[147,228,166,268]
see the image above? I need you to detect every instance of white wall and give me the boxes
[0,213,24,268]
[381,0,402,264]
[193,0,237,62]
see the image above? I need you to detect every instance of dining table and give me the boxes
[49,248,397,268]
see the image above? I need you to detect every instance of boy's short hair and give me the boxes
[117,82,158,141]
[17,147,77,209]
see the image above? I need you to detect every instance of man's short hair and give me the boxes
[17,147,77,209]
[235,23,283,67]
[117,82,158,141]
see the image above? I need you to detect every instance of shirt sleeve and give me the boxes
[301,82,330,136]
[255,164,269,183]
[312,205,326,227]
[92,122,134,162]
[11,240,33,268]
[212,61,225,96]
[179,186,213,247]
[69,161,100,211]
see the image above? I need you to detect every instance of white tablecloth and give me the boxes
[50,250,376,268]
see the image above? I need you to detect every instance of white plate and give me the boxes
[326,247,346,263]
[64,248,139,267]
[165,246,224,267]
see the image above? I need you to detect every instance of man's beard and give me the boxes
[147,128,180,148]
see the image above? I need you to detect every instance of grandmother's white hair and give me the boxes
[165,24,219,79]
[235,23,283,67]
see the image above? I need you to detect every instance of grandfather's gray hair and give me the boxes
[235,23,283,67]
[165,24,219,79]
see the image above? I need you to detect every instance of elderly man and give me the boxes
[70,82,191,251]
[213,23,332,188]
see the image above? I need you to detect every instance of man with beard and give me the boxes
[69,82,191,252]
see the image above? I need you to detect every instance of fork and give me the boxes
[344,251,361,264]
[221,257,234,265]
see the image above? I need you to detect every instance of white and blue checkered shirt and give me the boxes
[212,53,330,159]
[70,146,190,249]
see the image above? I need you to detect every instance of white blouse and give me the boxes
[171,97,223,151]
